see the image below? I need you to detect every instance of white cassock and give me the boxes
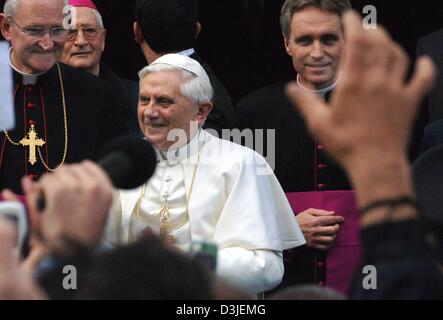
[105,130,305,294]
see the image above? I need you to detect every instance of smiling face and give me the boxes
[138,70,206,151]
[60,7,105,76]
[284,7,344,90]
[0,0,67,74]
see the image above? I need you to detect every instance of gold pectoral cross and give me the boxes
[19,124,46,165]
[159,200,175,243]
[160,221,175,243]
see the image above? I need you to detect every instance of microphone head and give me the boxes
[97,134,157,189]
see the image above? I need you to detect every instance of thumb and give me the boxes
[311,209,336,217]
[286,82,329,135]
[21,176,37,195]
[0,189,19,202]
[406,56,436,109]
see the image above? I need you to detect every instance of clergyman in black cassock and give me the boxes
[0,62,129,194]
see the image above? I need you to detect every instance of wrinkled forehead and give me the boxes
[140,70,188,94]
[14,0,67,25]
[290,7,343,37]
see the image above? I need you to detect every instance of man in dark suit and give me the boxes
[133,0,237,136]
[407,29,443,159]
[420,119,443,153]
[417,29,443,123]
[236,0,354,292]
[0,0,128,193]
[60,0,140,133]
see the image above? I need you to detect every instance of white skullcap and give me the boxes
[149,53,208,79]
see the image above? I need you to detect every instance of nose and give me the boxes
[141,101,160,119]
[74,30,88,47]
[310,41,325,60]
[38,33,54,51]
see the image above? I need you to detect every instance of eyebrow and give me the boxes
[79,23,100,28]
[295,32,340,42]
[295,35,312,42]
[138,94,175,102]
[23,24,64,28]
[320,33,340,40]
[157,95,174,102]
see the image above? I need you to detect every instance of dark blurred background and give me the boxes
[1,0,443,103]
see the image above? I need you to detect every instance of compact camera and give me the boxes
[0,201,28,256]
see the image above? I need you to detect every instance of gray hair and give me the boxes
[280,0,351,38]
[138,63,213,106]
[92,9,104,28]
[70,6,105,28]
[4,0,69,18]
[3,0,17,16]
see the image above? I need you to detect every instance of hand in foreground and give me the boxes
[0,217,45,299]
[296,209,344,250]
[24,161,114,251]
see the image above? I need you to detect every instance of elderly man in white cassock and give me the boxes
[105,54,305,294]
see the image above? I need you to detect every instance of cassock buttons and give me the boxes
[317,144,324,151]
[29,120,36,125]
[27,86,34,93]
[318,164,328,170]
[318,281,325,287]
[317,261,325,268]
[27,102,35,109]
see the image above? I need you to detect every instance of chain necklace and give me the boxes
[133,133,207,243]
[3,63,68,172]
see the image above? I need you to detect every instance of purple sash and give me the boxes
[286,190,362,295]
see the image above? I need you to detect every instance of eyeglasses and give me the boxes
[66,26,105,41]
[8,17,69,41]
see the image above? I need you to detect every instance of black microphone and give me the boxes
[37,134,157,210]
[97,134,157,189]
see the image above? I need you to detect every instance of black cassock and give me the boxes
[236,82,350,290]
[99,63,140,134]
[0,63,129,194]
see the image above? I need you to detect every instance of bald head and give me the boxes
[3,0,69,18]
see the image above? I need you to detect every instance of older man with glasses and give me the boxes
[0,0,129,194]
[60,0,140,133]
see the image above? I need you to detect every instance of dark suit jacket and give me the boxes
[236,83,349,193]
[417,29,443,123]
[100,63,140,134]
[190,52,238,135]
[0,63,129,193]
[420,118,443,153]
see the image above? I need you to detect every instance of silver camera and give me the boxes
[0,201,28,256]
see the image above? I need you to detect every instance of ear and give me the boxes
[0,14,12,41]
[101,29,107,52]
[196,102,213,125]
[133,21,144,44]
[283,36,293,57]
[196,21,201,38]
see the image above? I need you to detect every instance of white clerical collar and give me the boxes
[156,129,205,164]
[177,48,195,57]
[9,47,44,85]
[296,73,341,97]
